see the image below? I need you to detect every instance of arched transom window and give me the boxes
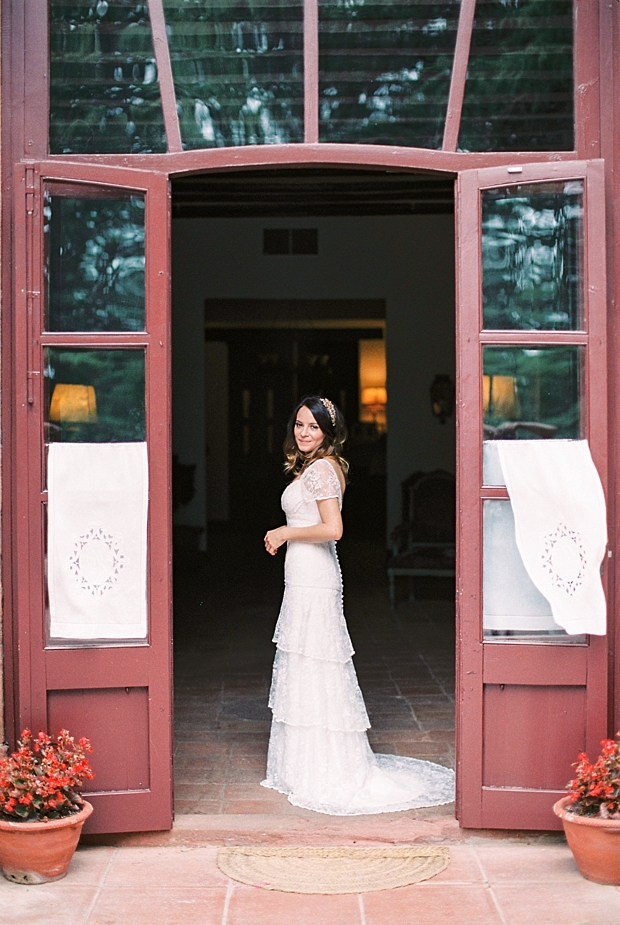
[50,0,574,155]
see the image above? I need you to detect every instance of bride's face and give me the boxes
[294,405,325,455]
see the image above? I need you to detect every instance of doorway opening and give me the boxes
[169,169,456,816]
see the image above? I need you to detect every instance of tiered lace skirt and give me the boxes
[261,555,455,815]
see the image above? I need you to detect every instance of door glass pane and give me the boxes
[50,1,166,154]
[458,0,573,153]
[483,499,584,641]
[482,181,584,331]
[164,0,304,148]
[482,345,583,484]
[319,0,460,147]
[44,348,146,444]
[45,193,145,333]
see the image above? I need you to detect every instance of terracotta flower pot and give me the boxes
[553,796,620,886]
[0,800,93,884]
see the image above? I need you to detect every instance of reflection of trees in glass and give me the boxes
[164,0,304,148]
[50,1,166,154]
[459,0,573,152]
[483,346,581,439]
[319,0,459,147]
[46,196,145,332]
[482,183,582,331]
[45,349,146,442]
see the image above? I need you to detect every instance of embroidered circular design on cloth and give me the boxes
[541,522,587,597]
[69,526,124,597]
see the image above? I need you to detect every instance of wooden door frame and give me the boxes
[6,152,612,824]
[1,0,617,833]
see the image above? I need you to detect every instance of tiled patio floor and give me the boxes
[5,839,620,925]
[173,533,455,815]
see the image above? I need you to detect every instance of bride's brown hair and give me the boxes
[283,396,349,479]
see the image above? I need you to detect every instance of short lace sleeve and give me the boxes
[302,458,342,502]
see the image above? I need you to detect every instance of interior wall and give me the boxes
[172,214,455,537]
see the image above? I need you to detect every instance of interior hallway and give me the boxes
[173,532,455,816]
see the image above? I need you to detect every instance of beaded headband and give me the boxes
[320,397,337,427]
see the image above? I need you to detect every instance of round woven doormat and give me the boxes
[216,845,450,893]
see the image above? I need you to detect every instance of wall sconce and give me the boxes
[430,374,455,424]
[49,384,97,424]
[483,375,519,420]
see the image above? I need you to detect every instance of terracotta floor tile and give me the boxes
[51,845,116,885]
[415,708,455,720]
[474,843,582,884]
[87,886,229,925]
[229,755,269,770]
[428,846,485,883]
[224,768,266,784]
[174,799,200,813]
[364,883,503,925]
[174,755,221,770]
[174,782,208,800]
[175,782,224,800]
[175,729,223,741]
[227,884,362,925]
[367,741,399,753]
[192,799,225,814]
[0,882,98,925]
[399,742,452,756]
[408,693,451,703]
[367,717,418,728]
[419,719,456,731]
[224,782,280,798]
[423,729,457,743]
[381,729,436,742]
[492,881,620,925]
[174,770,226,786]
[179,741,230,755]
[175,759,230,774]
[104,846,229,887]
[231,734,270,747]
[228,745,269,760]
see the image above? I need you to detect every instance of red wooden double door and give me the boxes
[9,157,609,832]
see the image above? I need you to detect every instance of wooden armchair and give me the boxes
[387,469,456,606]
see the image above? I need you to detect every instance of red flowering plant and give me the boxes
[566,733,620,818]
[0,729,94,822]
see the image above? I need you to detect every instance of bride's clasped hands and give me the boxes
[264,526,288,556]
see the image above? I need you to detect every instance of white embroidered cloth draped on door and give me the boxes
[48,442,148,640]
[495,440,607,636]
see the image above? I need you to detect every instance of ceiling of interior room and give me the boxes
[171,168,455,219]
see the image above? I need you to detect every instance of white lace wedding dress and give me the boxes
[261,457,455,815]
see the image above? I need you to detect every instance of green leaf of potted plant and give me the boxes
[553,732,620,885]
[0,728,94,884]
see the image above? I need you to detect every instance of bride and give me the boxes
[261,395,455,815]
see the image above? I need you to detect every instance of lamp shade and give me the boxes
[483,375,519,419]
[361,386,387,407]
[49,384,97,423]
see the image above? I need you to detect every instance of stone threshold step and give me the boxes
[81,811,564,849]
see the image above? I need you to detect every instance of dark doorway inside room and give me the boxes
[170,170,457,816]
